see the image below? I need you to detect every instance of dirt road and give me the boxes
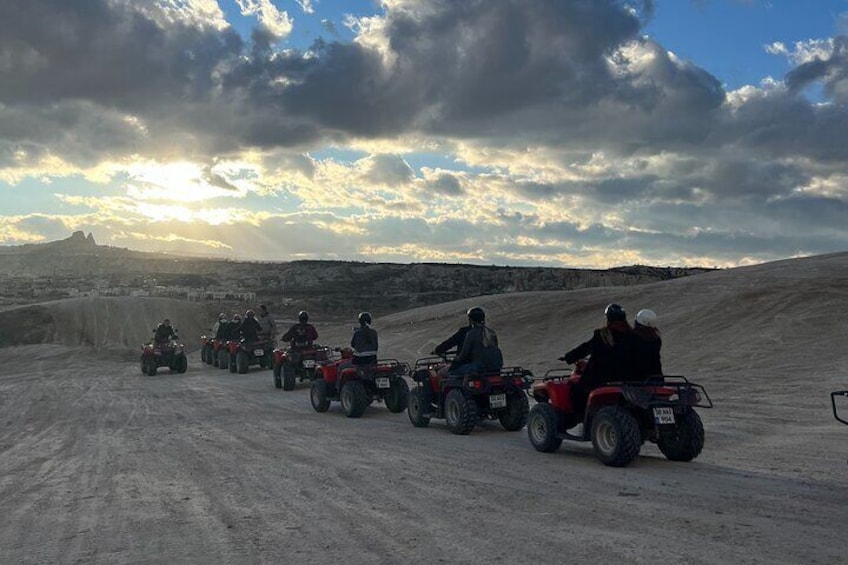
[1,345,846,565]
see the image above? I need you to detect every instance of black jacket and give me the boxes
[434,325,470,355]
[351,325,378,357]
[282,323,318,348]
[240,317,263,342]
[563,321,634,383]
[154,324,177,344]
[452,325,503,372]
[632,326,663,379]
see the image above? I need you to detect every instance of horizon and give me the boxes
[3,1,848,269]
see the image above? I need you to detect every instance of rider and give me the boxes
[154,319,177,344]
[449,307,503,376]
[240,309,263,343]
[212,312,227,338]
[281,310,318,349]
[561,303,635,415]
[432,319,471,357]
[351,312,378,366]
[632,308,662,381]
[256,304,277,343]
[226,313,243,340]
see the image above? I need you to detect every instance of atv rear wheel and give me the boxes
[235,351,248,374]
[527,403,563,453]
[341,381,368,418]
[175,354,188,374]
[384,378,409,413]
[310,380,330,412]
[499,392,529,431]
[657,409,705,462]
[591,406,641,467]
[407,388,431,428]
[445,389,477,435]
[282,364,296,391]
[273,363,282,389]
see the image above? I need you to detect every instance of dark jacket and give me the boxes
[563,320,634,383]
[434,325,470,355]
[214,321,229,340]
[351,325,378,361]
[452,324,503,372]
[632,325,662,380]
[226,321,242,340]
[154,324,177,344]
[282,323,318,348]
[240,317,263,342]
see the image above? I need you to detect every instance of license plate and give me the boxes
[303,359,315,368]
[375,377,390,389]
[489,394,506,409]
[253,349,264,357]
[653,407,675,425]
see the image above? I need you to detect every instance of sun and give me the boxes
[125,161,248,203]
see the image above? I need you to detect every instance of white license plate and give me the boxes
[653,407,675,425]
[375,377,390,389]
[253,349,264,357]
[303,359,315,368]
[489,394,507,409]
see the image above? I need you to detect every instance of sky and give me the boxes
[2,0,848,268]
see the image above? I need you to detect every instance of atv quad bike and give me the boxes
[527,362,713,467]
[407,355,534,435]
[217,339,232,371]
[310,352,410,418]
[227,338,273,374]
[832,391,848,426]
[200,335,215,365]
[140,336,188,376]
[273,345,330,390]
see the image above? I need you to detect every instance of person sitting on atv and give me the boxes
[257,304,277,342]
[632,308,662,381]
[351,312,378,366]
[239,310,263,343]
[281,311,318,350]
[226,314,243,340]
[561,303,635,415]
[432,319,471,357]
[212,312,227,337]
[449,307,503,376]
[154,319,177,344]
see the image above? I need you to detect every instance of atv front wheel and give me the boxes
[527,403,563,453]
[310,380,330,412]
[218,350,229,370]
[499,392,529,431]
[282,365,296,391]
[200,346,208,364]
[146,358,157,376]
[657,409,704,462]
[205,344,214,364]
[407,388,431,428]
[384,378,409,413]
[140,356,147,375]
[445,389,477,435]
[341,381,368,418]
[175,354,188,374]
[235,351,249,374]
[273,363,282,389]
[591,406,641,467]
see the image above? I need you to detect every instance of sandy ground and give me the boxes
[2,253,848,564]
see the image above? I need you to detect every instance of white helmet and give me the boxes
[635,309,658,328]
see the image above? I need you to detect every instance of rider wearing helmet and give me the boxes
[240,309,263,342]
[281,310,318,349]
[432,315,472,357]
[449,307,503,376]
[350,312,378,365]
[632,309,662,381]
[256,304,277,342]
[561,303,635,415]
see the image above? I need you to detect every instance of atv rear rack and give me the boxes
[832,390,848,426]
[373,358,411,376]
[414,355,454,369]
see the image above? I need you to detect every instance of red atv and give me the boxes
[406,355,533,435]
[227,338,273,374]
[200,335,215,365]
[140,337,188,376]
[310,351,410,417]
[272,345,331,390]
[527,362,712,467]
[833,391,848,426]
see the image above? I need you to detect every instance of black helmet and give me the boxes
[604,303,626,322]
[298,310,309,323]
[466,306,486,324]
[358,312,372,325]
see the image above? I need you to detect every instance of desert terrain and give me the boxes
[1,253,847,564]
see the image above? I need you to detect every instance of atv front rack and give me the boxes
[832,390,848,426]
